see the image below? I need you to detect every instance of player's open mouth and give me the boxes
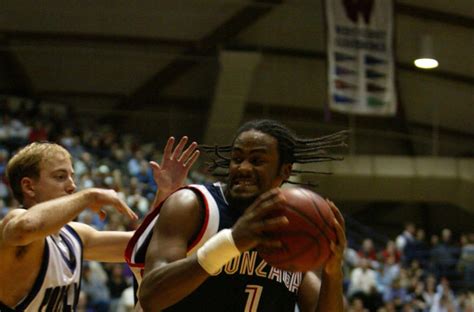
[235,180,255,186]
[232,179,257,190]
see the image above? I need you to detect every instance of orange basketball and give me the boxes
[257,187,338,272]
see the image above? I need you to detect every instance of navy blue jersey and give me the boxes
[126,182,302,312]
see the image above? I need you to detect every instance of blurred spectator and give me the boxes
[28,120,49,142]
[116,286,135,312]
[380,255,401,293]
[126,190,150,217]
[396,223,416,266]
[383,277,408,310]
[430,229,460,280]
[0,179,9,201]
[457,233,474,288]
[0,199,8,219]
[430,277,459,312]
[135,159,157,200]
[0,148,9,175]
[77,291,92,312]
[106,264,130,312]
[424,274,438,309]
[348,297,369,312]
[78,209,106,230]
[412,228,430,267]
[344,247,361,292]
[0,113,30,151]
[349,258,378,296]
[74,152,95,179]
[408,280,429,312]
[358,238,378,262]
[82,262,110,312]
[457,290,474,312]
[128,149,145,176]
[395,222,416,263]
[379,240,401,264]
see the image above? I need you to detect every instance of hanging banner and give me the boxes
[326,0,397,116]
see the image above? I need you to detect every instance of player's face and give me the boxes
[29,153,76,204]
[227,130,285,205]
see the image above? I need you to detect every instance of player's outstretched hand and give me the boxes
[231,188,288,252]
[150,136,200,196]
[323,199,346,276]
[88,189,138,221]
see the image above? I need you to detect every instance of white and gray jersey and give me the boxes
[0,224,83,311]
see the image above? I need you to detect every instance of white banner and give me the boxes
[326,0,397,116]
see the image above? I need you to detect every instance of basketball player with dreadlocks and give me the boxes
[126,119,347,311]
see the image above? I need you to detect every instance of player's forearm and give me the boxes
[139,255,209,311]
[315,269,344,312]
[3,189,98,245]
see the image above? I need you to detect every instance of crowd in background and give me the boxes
[1,101,473,311]
[344,224,474,311]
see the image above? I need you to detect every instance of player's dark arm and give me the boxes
[139,189,210,311]
[297,271,321,312]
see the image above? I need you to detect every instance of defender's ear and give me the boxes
[21,177,36,199]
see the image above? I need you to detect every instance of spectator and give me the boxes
[380,240,401,264]
[358,238,378,263]
[430,278,459,312]
[408,280,429,312]
[397,223,417,266]
[76,291,92,312]
[348,297,369,312]
[380,255,401,292]
[383,277,408,311]
[28,120,49,143]
[457,233,474,288]
[127,149,145,176]
[349,258,379,298]
[116,286,135,312]
[412,228,430,267]
[431,229,459,280]
[106,264,130,312]
[82,262,111,312]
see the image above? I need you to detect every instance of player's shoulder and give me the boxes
[0,209,44,259]
[164,186,204,207]
[158,185,214,229]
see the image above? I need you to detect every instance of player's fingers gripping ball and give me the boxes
[257,187,338,272]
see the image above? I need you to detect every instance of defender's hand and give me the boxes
[88,189,138,221]
[150,136,200,195]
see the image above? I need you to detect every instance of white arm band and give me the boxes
[197,229,241,275]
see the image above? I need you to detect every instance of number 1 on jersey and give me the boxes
[244,284,263,312]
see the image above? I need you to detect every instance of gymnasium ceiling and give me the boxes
[0,0,473,157]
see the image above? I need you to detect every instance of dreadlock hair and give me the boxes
[199,119,348,186]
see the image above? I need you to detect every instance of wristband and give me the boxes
[197,229,241,274]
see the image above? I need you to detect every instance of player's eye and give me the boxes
[55,174,67,180]
[231,156,242,164]
[251,158,265,166]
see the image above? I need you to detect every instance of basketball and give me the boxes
[257,187,338,272]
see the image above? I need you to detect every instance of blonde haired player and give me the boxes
[0,136,198,311]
